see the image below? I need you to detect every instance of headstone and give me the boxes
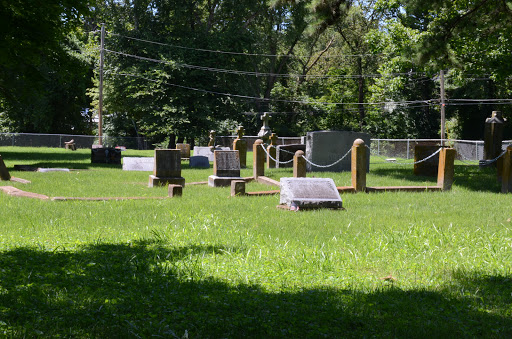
[276,144,306,168]
[484,111,505,160]
[189,155,210,168]
[208,150,243,187]
[233,126,247,168]
[193,146,230,161]
[413,145,440,177]
[123,157,154,171]
[38,168,70,172]
[91,147,122,164]
[305,131,371,172]
[279,177,343,209]
[0,155,11,181]
[176,143,191,159]
[148,149,185,187]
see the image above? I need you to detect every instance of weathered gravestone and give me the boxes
[208,150,243,187]
[148,149,185,187]
[123,157,154,171]
[0,155,11,181]
[276,144,306,168]
[305,131,371,172]
[279,177,343,209]
[233,126,247,168]
[176,143,191,159]
[189,155,210,168]
[413,145,440,177]
[193,146,230,161]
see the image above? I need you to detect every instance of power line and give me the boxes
[105,48,428,79]
[106,71,432,107]
[108,32,386,59]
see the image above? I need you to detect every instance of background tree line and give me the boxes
[1,0,511,146]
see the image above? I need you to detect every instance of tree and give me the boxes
[0,0,93,133]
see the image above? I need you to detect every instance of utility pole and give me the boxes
[98,23,105,146]
[440,70,446,146]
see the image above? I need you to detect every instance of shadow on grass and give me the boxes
[0,241,510,337]
[0,149,122,170]
[370,163,502,192]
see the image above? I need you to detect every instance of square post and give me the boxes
[437,148,456,191]
[253,139,265,178]
[293,150,306,178]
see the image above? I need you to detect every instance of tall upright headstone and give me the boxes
[148,149,185,187]
[233,126,247,168]
[306,131,371,172]
[208,150,243,187]
[484,111,505,163]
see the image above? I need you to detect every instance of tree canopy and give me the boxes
[1,0,511,142]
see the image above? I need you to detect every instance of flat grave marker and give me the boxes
[123,157,154,171]
[279,177,343,210]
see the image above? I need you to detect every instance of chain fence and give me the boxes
[0,133,149,150]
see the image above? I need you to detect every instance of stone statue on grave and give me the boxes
[208,130,216,147]
[257,113,272,141]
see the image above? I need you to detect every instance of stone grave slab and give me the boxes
[305,131,371,172]
[208,150,243,187]
[276,144,306,168]
[123,157,154,171]
[189,156,210,168]
[279,177,343,209]
[149,149,185,187]
[193,146,230,161]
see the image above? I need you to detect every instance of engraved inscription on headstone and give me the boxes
[280,177,342,209]
[213,150,240,177]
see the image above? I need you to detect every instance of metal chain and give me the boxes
[367,145,442,166]
[301,147,352,168]
[259,144,295,164]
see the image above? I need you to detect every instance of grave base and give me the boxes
[208,175,244,187]
[148,175,185,188]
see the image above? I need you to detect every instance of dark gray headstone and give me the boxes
[276,144,306,168]
[213,150,240,177]
[279,177,342,209]
[154,149,181,177]
[189,156,210,168]
[123,157,154,171]
[91,147,122,164]
[305,131,371,172]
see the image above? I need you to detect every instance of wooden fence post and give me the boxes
[437,148,456,191]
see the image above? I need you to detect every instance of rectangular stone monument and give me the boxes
[122,157,154,171]
[193,146,230,161]
[413,145,440,177]
[176,143,191,159]
[276,144,306,168]
[189,155,210,168]
[91,147,122,164]
[305,131,371,172]
[279,177,343,209]
[208,150,243,187]
[148,149,185,187]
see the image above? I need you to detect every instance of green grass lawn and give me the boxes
[0,146,511,337]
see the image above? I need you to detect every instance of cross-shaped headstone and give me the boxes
[261,113,271,129]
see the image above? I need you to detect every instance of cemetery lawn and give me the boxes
[0,146,511,338]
